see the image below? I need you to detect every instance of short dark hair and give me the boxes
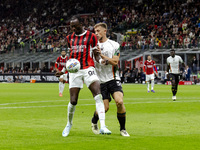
[170,49,175,52]
[71,15,84,23]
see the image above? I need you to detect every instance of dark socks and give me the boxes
[117,112,126,131]
[172,84,178,96]
[91,111,99,124]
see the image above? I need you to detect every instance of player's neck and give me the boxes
[61,55,66,59]
[99,37,108,43]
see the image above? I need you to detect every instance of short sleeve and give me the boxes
[167,58,169,65]
[114,42,120,56]
[179,56,183,63]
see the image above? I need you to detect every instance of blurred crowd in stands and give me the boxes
[0,0,200,83]
[0,0,200,54]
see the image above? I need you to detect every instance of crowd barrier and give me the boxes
[0,73,59,83]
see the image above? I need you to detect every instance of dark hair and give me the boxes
[71,15,84,23]
[170,49,175,52]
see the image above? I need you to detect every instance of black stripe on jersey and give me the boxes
[92,35,96,48]
[75,36,81,60]
[67,34,72,48]
[80,33,86,69]
[71,33,75,58]
[85,32,92,66]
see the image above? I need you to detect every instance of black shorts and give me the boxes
[169,73,180,84]
[100,80,123,101]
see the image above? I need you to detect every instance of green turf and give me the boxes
[0,83,200,150]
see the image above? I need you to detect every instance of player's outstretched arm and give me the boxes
[55,71,64,77]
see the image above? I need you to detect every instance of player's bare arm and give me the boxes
[100,54,119,66]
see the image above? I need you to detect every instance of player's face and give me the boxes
[170,51,175,57]
[61,51,66,57]
[70,19,83,35]
[147,56,151,61]
[94,26,106,41]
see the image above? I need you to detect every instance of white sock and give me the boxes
[59,82,65,94]
[67,102,76,126]
[146,81,149,91]
[94,94,105,128]
[151,80,154,90]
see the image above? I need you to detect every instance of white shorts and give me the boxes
[60,73,68,82]
[69,66,99,89]
[146,74,154,81]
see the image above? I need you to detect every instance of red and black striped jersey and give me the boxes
[55,56,68,71]
[66,30,98,69]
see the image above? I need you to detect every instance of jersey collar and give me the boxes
[61,56,66,59]
[75,30,87,36]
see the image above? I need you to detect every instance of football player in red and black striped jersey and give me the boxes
[62,16,111,137]
[55,50,68,97]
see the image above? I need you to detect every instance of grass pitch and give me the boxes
[0,83,200,150]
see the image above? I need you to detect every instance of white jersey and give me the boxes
[167,55,183,74]
[95,39,120,83]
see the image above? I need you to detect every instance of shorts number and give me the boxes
[88,71,95,76]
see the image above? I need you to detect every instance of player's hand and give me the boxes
[55,71,64,77]
[96,45,101,55]
[100,59,107,65]
[167,74,169,80]
[155,73,158,77]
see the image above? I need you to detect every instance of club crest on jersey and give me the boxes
[83,37,87,41]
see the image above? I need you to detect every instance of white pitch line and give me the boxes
[0,100,199,109]
[0,97,199,106]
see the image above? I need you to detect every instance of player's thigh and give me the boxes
[146,75,151,81]
[150,74,155,80]
[175,74,180,84]
[109,80,124,104]
[169,74,176,85]
[84,67,100,88]
[69,71,83,89]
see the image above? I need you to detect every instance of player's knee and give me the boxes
[116,99,123,108]
[70,100,77,106]
[172,80,176,86]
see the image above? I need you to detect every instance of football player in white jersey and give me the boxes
[91,23,130,137]
[166,49,185,101]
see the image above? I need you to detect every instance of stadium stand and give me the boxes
[0,0,199,82]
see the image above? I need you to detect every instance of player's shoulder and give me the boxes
[107,39,120,47]
[66,32,75,39]
[86,30,96,36]
[167,56,171,60]
[175,55,181,58]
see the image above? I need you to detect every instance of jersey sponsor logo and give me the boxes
[60,62,66,66]
[71,45,87,52]
[147,65,153,68]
